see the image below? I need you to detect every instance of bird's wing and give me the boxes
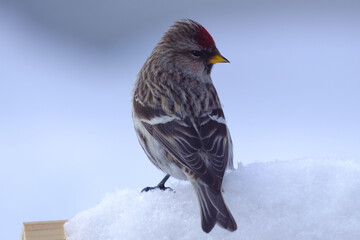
[134,100,230,190]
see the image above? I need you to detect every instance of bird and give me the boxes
[131,19,237,233]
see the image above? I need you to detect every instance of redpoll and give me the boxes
[132,19,237,233]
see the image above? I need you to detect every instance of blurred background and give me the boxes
[0,0,359,238]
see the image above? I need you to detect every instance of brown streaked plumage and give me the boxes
[132,19,237,233]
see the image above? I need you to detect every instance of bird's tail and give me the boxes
[192,181,237,233]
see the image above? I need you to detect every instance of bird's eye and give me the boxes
[191,50,201,57]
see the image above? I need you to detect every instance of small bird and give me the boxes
[132,19,237,233]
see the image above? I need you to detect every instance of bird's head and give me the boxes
[154,19,229,80]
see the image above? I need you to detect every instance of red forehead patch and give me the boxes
[195,25,215,49]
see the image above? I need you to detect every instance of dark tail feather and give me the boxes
[192,181,237,233]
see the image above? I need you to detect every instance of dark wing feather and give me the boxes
[140,107,230,191]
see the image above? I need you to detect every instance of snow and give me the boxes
[65,159,360,240]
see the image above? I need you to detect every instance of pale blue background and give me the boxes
[1,0,359,239]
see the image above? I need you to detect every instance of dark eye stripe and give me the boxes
[191,50,201,57]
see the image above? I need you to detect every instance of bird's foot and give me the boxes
[141,184,173,193]
[141,174,173,193]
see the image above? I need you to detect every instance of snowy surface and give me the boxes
[65,159,360,240]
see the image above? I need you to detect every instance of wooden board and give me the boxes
[22,220,67,240]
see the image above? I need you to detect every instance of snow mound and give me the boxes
[65,159,360,240]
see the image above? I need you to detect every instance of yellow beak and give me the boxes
[208,54,230,64]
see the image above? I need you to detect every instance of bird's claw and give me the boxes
[141,185,173,193]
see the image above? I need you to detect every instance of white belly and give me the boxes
[133,116,187,180]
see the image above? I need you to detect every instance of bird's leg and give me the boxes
[141,174,173,192]
[157,174,171,190]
